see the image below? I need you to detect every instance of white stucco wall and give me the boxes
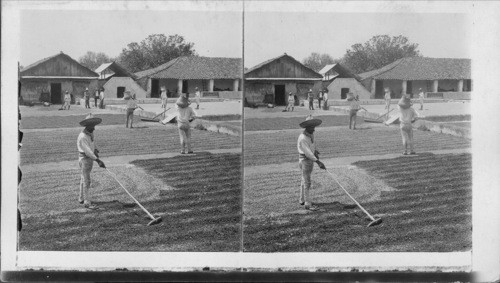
[326,78,371,100]
[103,77,147,99]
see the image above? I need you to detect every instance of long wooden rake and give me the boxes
[104,168,162,226]
[323,168,382,227]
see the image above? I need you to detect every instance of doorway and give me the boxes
[375,80,385,98]
[274,84,286,106]
[182,80,188,94]
[341,88,349,100]
[151,79,160,98]
[50,83,62,104]
[117,87,125,98]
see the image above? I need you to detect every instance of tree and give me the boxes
[117,34,196,73]
[78,51,113,71]
[341,35,421,74]
[302,52,338,72]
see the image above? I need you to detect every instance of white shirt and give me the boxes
[77,131,97,160]
[176,106,196,123]
[288,95,295,103]
[323,93,328,100]
[399,106,418,125]
[297,132,317,162]
[126,99,138,109]
[384,92,391,100]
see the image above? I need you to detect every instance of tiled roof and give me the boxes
[135,58,180,79]
[358,57,471,81]
[135,56,242,80]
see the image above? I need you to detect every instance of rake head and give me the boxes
[147,216,163,226]
[367,218,383,227]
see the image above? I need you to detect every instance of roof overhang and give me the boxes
[245,78,322,81]
[21,76,98,80]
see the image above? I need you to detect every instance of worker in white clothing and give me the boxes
[176,93,198,154]
[297,115,326,211]
[77,114,106,209]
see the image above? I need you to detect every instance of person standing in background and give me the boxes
[160,86,168,111]
[384,88,391,110]
[347,92,361,130]
[322,90,328,110]
[398,93,419,155]
[317,90,323,109]
[418,88,425,110]
[287,92,295,112]
[63,91,71,110]
[94,89,99,108]
[99,87,105,109]
[84,88,90,109]
[307,89,314,110]
[194,87,201,110]
[124,91,143,128]
[176,93,197,154]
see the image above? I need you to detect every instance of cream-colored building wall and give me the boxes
[103,77,147,99]
[326,78,371,100]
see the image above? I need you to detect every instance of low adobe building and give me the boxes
[94,62,147,99]
[19,52,98,104]
[134,56,242,99]
[358,57,472,99]
[319,63,372,100]
[244,53,323,106]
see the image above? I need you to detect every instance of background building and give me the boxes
[19,52,98,104]
[95,62,147,99]
[358,57,472,99]
[319,63,372,100]
[134,56,242,99]
[244,53,323,106]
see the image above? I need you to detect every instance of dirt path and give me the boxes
[22,148,241,172]
[244,148,471,175]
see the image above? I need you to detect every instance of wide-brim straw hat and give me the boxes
[299,115,322,128]
[398,96,412,109]
[79,113,102,127]
[176,96,190,108]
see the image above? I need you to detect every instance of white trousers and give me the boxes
[79,157,94,204]
[299,159,314,206]
[178,122,192,152]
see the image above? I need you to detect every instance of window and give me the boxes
[117,87,125,98]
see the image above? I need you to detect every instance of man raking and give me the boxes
[77,114,106,209]
[297,115,326,211]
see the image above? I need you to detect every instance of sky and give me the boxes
[20,9,243,67]
[244,12,472,68]
[19,2,472,70]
